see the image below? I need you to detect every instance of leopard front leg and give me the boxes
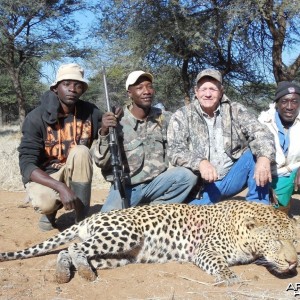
[193,248,240,286]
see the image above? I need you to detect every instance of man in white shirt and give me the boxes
[259,81,300,212]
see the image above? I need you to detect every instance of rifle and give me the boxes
[102,66,129,209]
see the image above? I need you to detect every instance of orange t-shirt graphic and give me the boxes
[44,114,92,169]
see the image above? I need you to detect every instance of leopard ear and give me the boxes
[243,217,258,230]
[291,216,300,226]
[290,217,300,239]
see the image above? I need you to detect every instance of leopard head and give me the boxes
[243,208,298,274]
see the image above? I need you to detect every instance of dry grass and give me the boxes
[0,125,23,191]
[0,125,109,192]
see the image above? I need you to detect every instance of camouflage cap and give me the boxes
[195,69,222,85]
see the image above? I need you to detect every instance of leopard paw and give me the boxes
[55,250,72,284]
[214,272,241,286]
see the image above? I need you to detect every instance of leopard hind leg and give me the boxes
[55,250,73,284]
[89,239,143,270]
[67,233,143,280]
[67,243,97,282]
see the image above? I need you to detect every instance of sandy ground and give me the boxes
[1,189,300,300]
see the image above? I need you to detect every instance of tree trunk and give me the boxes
[260,0,293,83]
[181,58,191,104]
[8,69,26,129]
[18,92,26,129]
[0,105,2,127]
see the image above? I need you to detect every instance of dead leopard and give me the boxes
[0,200,298,285]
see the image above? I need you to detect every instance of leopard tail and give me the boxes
[0,224,80,261]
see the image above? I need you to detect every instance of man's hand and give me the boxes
[30,169,78,211]
[100,106,123,136]
[294,168,300,192]
[198,159,218,183]
[56,182,77,211]
[254,156,272,187]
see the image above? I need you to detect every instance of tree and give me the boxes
[92,1,267,104]
[225,0,300,83]
[0,60,45,126]
[92,0,300,109]
[0,0,90,127]
[83,65,130,113]
[255,0,300,82]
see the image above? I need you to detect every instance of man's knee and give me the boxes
[174,167,198,185]
[69,145,91,160]
[26,182,61,214]
[101,188,124,212]
[67,145,93,182]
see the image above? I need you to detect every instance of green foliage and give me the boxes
[0,0,299,118]
[225,82,276,115]
[90,1,263,106]
[151,65,186,111]
[0,0,92,125]
[0,0,86,62]
[0,61,45,122]
[90,0,300,110]
[0,74,15,106]
[82,65,128,112]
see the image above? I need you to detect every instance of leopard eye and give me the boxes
[293,240,298,246]
[273,240,282,247]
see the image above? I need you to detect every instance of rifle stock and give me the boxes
[102,66,129,209]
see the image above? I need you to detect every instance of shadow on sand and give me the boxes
[56,204,102,232]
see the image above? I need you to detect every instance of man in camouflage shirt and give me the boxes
[167,69,275,205]
[93,70,197,212]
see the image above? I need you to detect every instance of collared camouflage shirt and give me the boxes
[167,95,275,174]
[93,105,171,185]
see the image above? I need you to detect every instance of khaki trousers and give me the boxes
[25,145,93,214]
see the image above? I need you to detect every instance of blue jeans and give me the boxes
[101,167,198,212]
[189,150,270,205]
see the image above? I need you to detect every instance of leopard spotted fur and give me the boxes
[0,200,298,285]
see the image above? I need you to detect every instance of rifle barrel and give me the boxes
[102,66,112,113]
[102,66,129,209]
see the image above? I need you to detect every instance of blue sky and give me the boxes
[41,7,97,86]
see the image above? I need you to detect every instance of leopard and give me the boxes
[0,200,298,285]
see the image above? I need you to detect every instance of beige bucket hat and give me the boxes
[50,63,88,93]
